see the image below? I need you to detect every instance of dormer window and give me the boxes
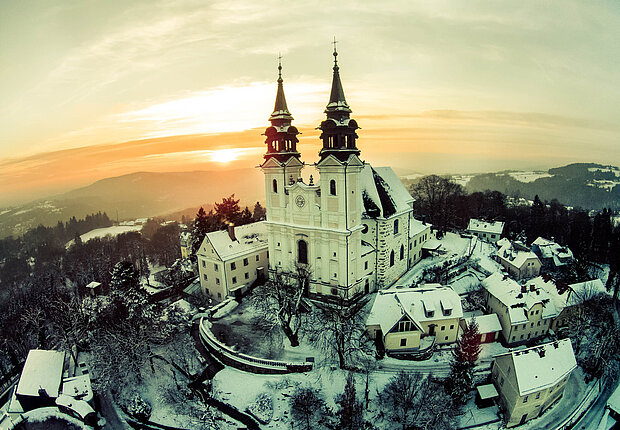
[330,179,336,196]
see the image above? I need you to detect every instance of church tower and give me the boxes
[261,59,303,224]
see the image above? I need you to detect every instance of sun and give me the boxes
[210,148,239,163]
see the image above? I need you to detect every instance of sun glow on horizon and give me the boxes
[210,148,242,163]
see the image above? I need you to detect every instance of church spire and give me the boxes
[262,56,300,164]
[325,38,351,117]
[270,54,293,122]
[318,41,360,163]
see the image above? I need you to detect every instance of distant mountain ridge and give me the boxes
[463,163,620,210]
[0,169,264,238]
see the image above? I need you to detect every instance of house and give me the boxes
[15,350,66,411]
[526,277,606,331]
[491,339,577,427]
[180,231,192,259]
[531,237,574,270]
[482,273,559,346]
[467,219,504,243]
[366,285,463,354]
[408,218,433,266]
[496,240,541,280]
[196,222,268,300]
[460,314,502,344]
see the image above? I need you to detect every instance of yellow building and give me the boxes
[492,339,576,427]
[180,231,192,259]
[482,273,559,346]
[496,240,542,280]
[366,285,463,354]
[197,222,268,300]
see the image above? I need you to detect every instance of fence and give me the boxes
[198,318,313,374]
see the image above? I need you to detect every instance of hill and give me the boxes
[0,169,264,238]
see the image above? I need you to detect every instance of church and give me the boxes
[260,47,432,302]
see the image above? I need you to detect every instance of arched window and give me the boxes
[400,244,405,260]
[272,179,278,193]
[390,250,395,267]
[394,219,399,235]
[330,179,337,196]
[298,240,308,265]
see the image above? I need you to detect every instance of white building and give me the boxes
[196,222,269,300]
[260,51,428,302]
[531,237,574,269]
[496,240,542,280]
[467,219,504,243]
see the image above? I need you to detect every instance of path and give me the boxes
[573,379,613,430]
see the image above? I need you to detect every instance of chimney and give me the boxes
[521,285,527,293]
[228,223,236,241]
[530,284,535,292]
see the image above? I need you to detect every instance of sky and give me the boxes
[1,0,620,204]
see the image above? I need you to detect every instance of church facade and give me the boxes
[260,49,429,302]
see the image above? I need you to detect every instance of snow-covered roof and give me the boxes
[16,350,65,398]
[482,273,559,324]
[496,339,576,396]
[496,237,511,249]
[527,277,606,313]
[463,314,502,334]
[55,395,96,418]
[409,218,430,237]
[200,222,267,261]
[61,374,93,402]
[497,240,540,269]
[360,165,413,219]
[467,219,504,235]
[422,238,442,250]
[477,384,499,400]
[367,285,463,335]
[85,281,100,289]
[532,237,573,266]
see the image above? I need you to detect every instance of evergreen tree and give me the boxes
[446,318,481,404]
[215,194,241,225]
[335,372,363,430]
[252,201,266,221]
[239,206,253,225]
[190,207,209,254]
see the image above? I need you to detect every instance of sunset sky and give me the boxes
[1,1,620,204]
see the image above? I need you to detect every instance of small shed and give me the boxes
[476,384,499,408]
[85,281,101,296]
[460,314,502,344]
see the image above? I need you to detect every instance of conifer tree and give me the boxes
[446,317,481,404]
[252,201,266,221]
[335,372,363,430]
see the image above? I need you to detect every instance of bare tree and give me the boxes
[306,299,373,369]
[378,371,424,430]
[290,386,326,430]
[410,175,464,232]
[252,266,309,347]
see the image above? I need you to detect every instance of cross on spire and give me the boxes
[277,52,283,81]
[332,37,338,66]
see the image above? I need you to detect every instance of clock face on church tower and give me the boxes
[295,194,306,208]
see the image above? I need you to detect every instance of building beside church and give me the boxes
[260,49,427,302]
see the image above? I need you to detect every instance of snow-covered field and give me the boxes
[507,171,552,183]
[65,225,142,248]
[451,174,474,187]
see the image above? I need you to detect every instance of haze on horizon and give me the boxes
[1,1,620,205]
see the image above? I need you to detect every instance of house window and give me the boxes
[232,277,237,284]
[231,262,236,270]
[400,245,404,260]
[214,263,219,271]
[441,326,445,331]
[390,251,395,267]
[535,393,540,400]
[365,261,368,270]
[202,260,206,268]
[273,179,278,193]
[394,219,399,235]
[445,336,448,341]
[400,338,407,347]
[523,396,528,403]
[537,321,541,326]
[362,224,368,234]
[331,288,338,295]
[217,292,221,299]
[450,325,454,330]
[203,274,207,281]
[216,278,220,285]
[330,179,336,196]
[245,272,249,279]
[256,255,260,261]
[500,376,504,386]
[243,258,248,266]
[298,240,308,264]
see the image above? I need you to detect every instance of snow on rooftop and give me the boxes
[502,339,576,396]
[476,383,499,400]
[409,218,430,237]
[61,374,92,402]
[367,285,463,335]
[85,281,100,289]
[482,273,559,324]
[201,221,267,261]
[463,314,502,334]
[16,350,65,398]
[497,240,540,268]
[467,219,504,235]
[532,237,573,265]
[527,277,606,312]
[360,165,413,219]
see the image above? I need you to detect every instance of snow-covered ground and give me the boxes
[452,174,474,187]
[507,171,553,183]
[65,225,142,248]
